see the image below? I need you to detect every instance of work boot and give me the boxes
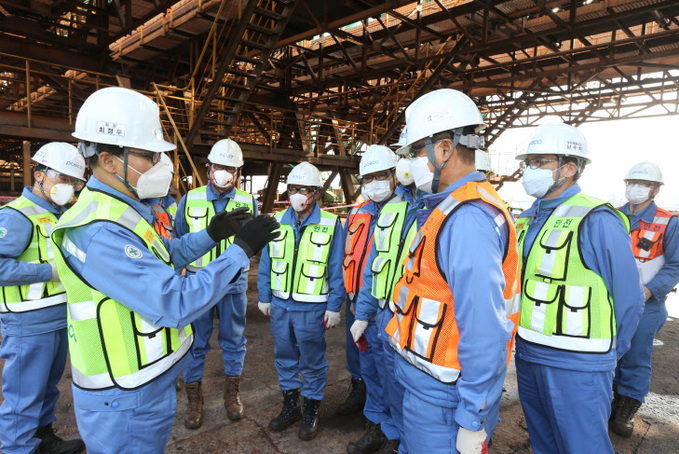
[268,389,302,432]
[35,423,85,454]
[184,381,204,429]
[611,395,642,437]
[376,439,400,454]
[610,384,621,422]
[298,397,321,441]
[224,375,244,421]
[336,378,367,415]
[347,420,386,454]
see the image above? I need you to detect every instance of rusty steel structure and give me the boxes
[1,0,678,206]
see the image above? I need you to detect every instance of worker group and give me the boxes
[0,87,675,454]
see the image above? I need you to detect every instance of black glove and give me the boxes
[206,206,251,242]
[233,215,281,258]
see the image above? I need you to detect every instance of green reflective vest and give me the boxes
[183,186,255,272]
[516,192,630,353]
[370,197,418,312]
[269,209,338,303]
[52,187,193,390]
[0,196,66,313]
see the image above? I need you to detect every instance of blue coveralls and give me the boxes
[354,185,421,443]
[60,177,249,454]
[257,204,346,400]
[393,172,512,454]
[516,184,645,454]
[615,201,679,402]
[0,188,67,454]
[174,183,259,381]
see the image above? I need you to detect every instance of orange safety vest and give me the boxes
[385,181,521,383]
[152,204,174,240]
[630,207,674,261]
[343,202,374,299]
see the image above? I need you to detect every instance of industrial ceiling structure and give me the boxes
[1,0,678,207]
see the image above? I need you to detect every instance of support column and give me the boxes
[338,168,358,204]
[262,162,283,214]
[23,141,31,187]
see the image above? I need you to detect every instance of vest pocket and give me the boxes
[375,212,400,252]
[408,297,445,362]
[345,221,365,255]
[269,229,288,259]
[371,256,391,300]
[187,207,208,232]
[560,285,591,338]
[307,232,332,262]
[297,263,328,295]
[535,229,572,281]
[522,279,560,335]
[132,314,170,368]
[271,260,289,292]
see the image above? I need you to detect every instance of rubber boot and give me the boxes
[347,420,387,454]
[184,381,204,429]
[224,375,244,421]
[298,397,321,441]
[611,395,642,437]
[376,439,400,454]
[336,378,367,415]
[35,423,85,454]
[268,389,302,432]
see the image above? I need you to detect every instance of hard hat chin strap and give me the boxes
[112,148,141,199]
[424,130,462,194]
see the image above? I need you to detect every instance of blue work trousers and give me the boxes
[73,382,177,454]
[615,301,668,402]
[270,305,328,400]
[380,337,405,443]
[345,298,361,379]
[183,292,247,382]
[516,356,614,454]
[0,328,67,454]
[360,321,395,437]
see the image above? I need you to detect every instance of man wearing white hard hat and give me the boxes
[348,146,423,454]
[257,161,346,441]
[475,149,493,177]
[0,142,86,454]
[514,123,644,454]
[383,88,520,454]
[611,161,679,437]
[174,138,258,428]
[51,87,279,453]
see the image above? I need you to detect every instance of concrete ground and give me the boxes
[1,261,678,453]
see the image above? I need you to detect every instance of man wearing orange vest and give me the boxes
[384,89,520,454]
[611,161,679,437]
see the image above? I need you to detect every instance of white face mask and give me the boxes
[395,159,414,186]
[410,156,434,193]
[521,167,555,198]
[117,157,173,200]
[625,184,652,205]
[212,169,234,189]
[290,193,311,213]
[49,184,75,206]
[363,180,393,203]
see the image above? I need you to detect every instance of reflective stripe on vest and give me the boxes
[385,181,520,383]
[342,202,373,299]
[184,186,255,271]
[269,210,338,303]
[630,207,674,261]
[370,197,417,312]
[52,187,192,390]
[152,204,173,240]
[0,197,66,313]
[516,193,629,353]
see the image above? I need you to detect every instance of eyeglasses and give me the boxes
[288,186,315,195]
[406,140,442,159]
[362,170,392,184]
[625,180,656,188]
[212,164,239,174]
[129,149,160,164]
[520,157,558,170]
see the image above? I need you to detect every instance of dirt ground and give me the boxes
[1,260,678,453]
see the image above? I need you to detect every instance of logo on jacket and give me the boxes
[0,227,6,238]
[125,244,143,259]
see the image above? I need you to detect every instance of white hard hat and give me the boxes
[73,87,175,155]
[287,161,322,187]
[475,149,492,173]
[207,138,244,167]
[391,127,408,148]
[32,142,86,181]
[360,145,398,177]
[398,89,486,155]
[516,123,590,164]
[160,153,174,174]
[625,161,663,184]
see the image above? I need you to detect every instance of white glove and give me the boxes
[258,301,270,317]
[324,310,341,329]
[456,427,487,454]
[350,320,369,343]
[49,261,59,282]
